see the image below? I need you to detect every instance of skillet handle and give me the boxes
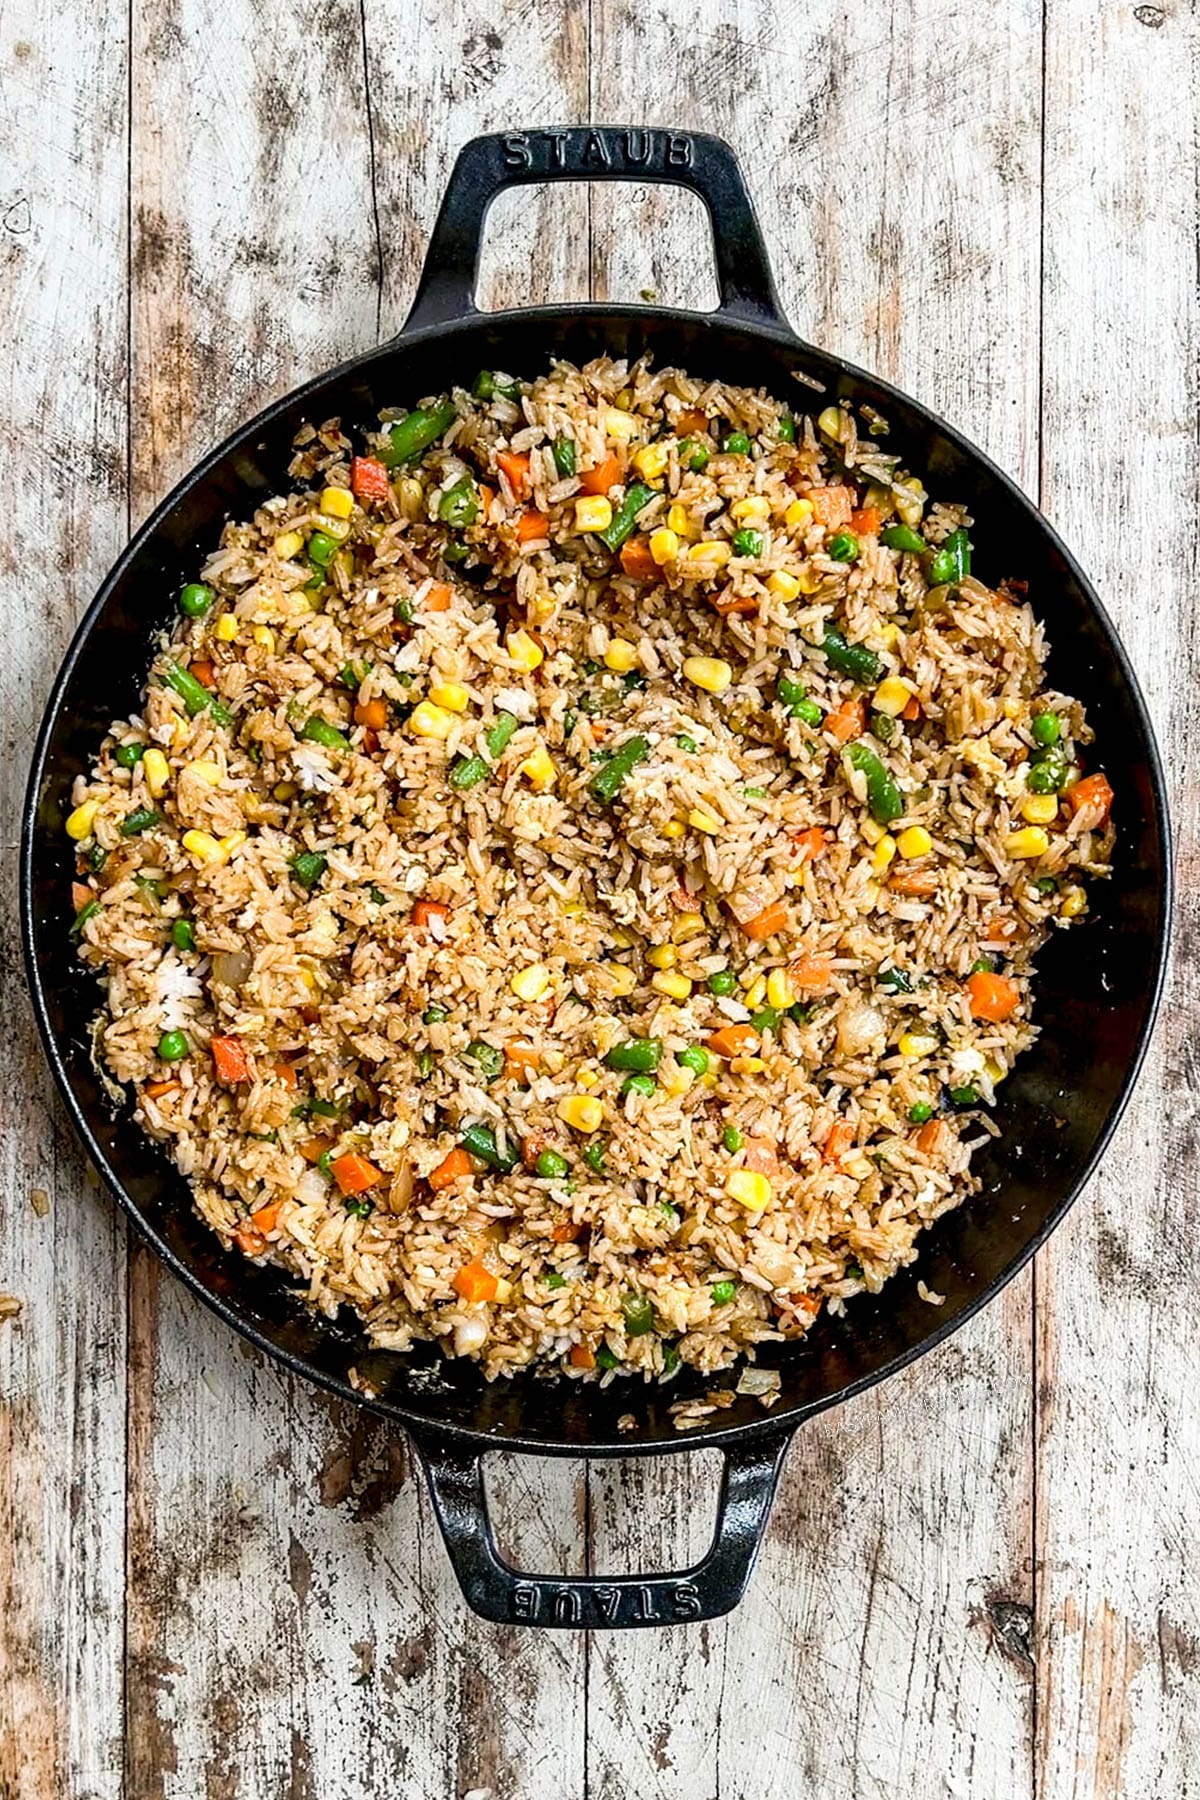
[403,126,788,335]
[408,1424,793,1628]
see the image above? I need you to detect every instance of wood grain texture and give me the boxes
[1035,2,1199,1794]
[0,2,130,1796]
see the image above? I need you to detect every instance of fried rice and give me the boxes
[65,356,1115,1383]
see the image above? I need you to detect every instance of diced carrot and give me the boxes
[72,881,93,912]
[451,1260,499,1304]
[517,508,550,543]
[965,970,1021,1023]
[521,1133,546,1170]
[901,695,921,722]
[551,1218,583,1243]
[619,536,658,581]
[233,1228,266,1257]
[790,952,835,992]
[915,1120,949,1157]
[478,484,496,512]
[504,1040,541,1082]
[211,1035,251,1084]
[495,450,531,498]
[670,884,698,911]
[350,456,391,503]
[569,1342,596,1369]
[299,1137,332,1164]
[788,1291,822,1323]
[425,582,452,612]
[677,408,708,434]
[249,1201,284,1234]
[705,1024,760,1058]
[1063,772,1113,826]
[823,1120,855,1165]
[412,898,450,928]
[849,506,881,537]
[580,454,622,496]
[743,1140,779,1175]
[741,899,790,942]
[272,1061,298,1090]
[190,660,215,690]
[826,696,866,744]
[810,485,854,529]
[713,587,758,616]
[331,1151,382,1197]
[354,697,389,730]
[791,826,827,863]
[428,1146,473,1191]
[144,1078,180,1100]
[889,868,940,897]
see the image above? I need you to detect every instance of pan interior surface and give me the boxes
[24,307,1169,1454]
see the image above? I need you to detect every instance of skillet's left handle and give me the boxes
[402,126,788,337]
[408,1424,793,1629]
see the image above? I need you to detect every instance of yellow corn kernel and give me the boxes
[558,1094,603,1134]
[877,623,901,650]
[796,568,821,594]
[182,829,222,867]
[316,514,352,542]
[575,1067,599,1090]
[817,406,846,442]
[893,477,927,528]
[646,943,677,970]
[731,1055,768,1075]
[214,613,239,642]
[409,701,456,740]
[320,485,354,519]
[898,1031,940,1058]
[511,963,552,1002]
[575,496,613,533]
[1002,696,1023,720]
[726,1168,772,1211]
[897,826,933,860]
[686,540,732,569]
[273,780,298,802]
[529,591,556,625]
[605,963,638,997]
[184,760,222,787]
[682,655,732,694]
[659,1064,694,1098]
[650,527,680,566]
[767,570,801,602]
[1020,793,1058,826]
[667,502,700,541]
[604,408,638,441]
[252,626,276,653]
[1060,884,1087,919]
[273,529,305,561]
[731,495,771,526]
[688,807,722,836]
[604,638,639,674]
[744,974,768,1008]
[661,818,686,840]
[1005,826,1049,859]
[983,1056,1007,1084]
[505,628,544,671]
[766,967,794,1010]
[652,970,693,1001]
[671,910,706,944]
[66,798,100,841]
[396,476,423,519]
[873,676,914,717]
[491,1277,513,1304]
[299,967,319,992]
[429,682,470,713]
[518,744,557,792]
[633,442,669,482]
[871,833,897,874]
[614,388,634,411]
[218,831,246,859]
[859,817,886,847]
[785,497,815,530]
[561,899,585,917]
[141,748,171,798]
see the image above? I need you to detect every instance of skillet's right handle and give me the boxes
[402,127,788,336]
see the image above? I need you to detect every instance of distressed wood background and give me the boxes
[1,0,1196,1794]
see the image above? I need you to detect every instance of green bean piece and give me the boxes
[602,1038,662,1074]
[156,1029,189,1061]
[383,400,458,467]
[289,850,327,889]
[465,1040,504,1082]
[597,483,655,551]
[731,528,764,559]
[970,956,997,974]
[620,1073,656,1098]
[590,734,649,803]
[422,1005,448,1024]
[301,716,351,753]
[595,1345,619,1370]
[583,1140,607,1174]
[927,527,971,586]
[777,416,796,442]
[543,1271,566,1290]
[307,1099,340,1119]
[707,969,736,997]
[678,1046,710,1076]
[1032,711,1062,747]
[340,659,373,689]
[344,1196,374,1219]
[70,898,100,937]
[827,531,859,564]
[880,524,927,553]
[86,843,108,871]
[417,1050,436,1079]
[871,710,898,744]
[949,1084,980,1107]
[675,733,698,752]
[171,918,196,953]
[908,1102,934,1124]
[471,370,522,402]
[722,1125,744,1153]
[449,755,490,791]
[621,1293,655,1336]
[845,742,903,824]
[722,431,751,456]
[662,1343,681,1373]
[536,1150,569,1180]
[552,437,577,478]
[485,712,519,759]
[877,966,913,993]
[393,597,415,625]
[459,1121,518,1173]
[114,741,145,769]
[120,808,159,836]
[750,1006,781,1034]
[179,582,214,618]
[161,659,232,725]
[317,1149,334,1178]
[820,629,883,684]
[711,1279,737,1305]
[1035,875,1059,896]
[787,1001,818,1024]
[437,475,480,528]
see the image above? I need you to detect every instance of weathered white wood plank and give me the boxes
[0,3,130,1796]
[1036,3,1200,1793]
[585,6,1042,1795]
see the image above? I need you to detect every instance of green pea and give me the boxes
[620,1073,656,1098]
[603,1038,662,1074]
[908,1102,934,1125]
[750,1006,781,1034]
[777,416,796,442]
[679,1046,710,1076]
[621,1293,655,1336]
[465,1040,504,1082]
[970,956,996,974]
[949,1085,980,1108]
[536,1150,569,1180]
[722,1125,744,1153]
[731,528,764,558]
[393,598,415,625]
[871,710,898,744]
[171,918,196,953]
[544,1271,567,1290]
[682,441,710,473]
[1035,875,1058,896]
[179,582,214,618]
[711,1279,737,1305]
[723,431,751,456]
[708,969,736,996]
[583,1140,607,1174]
[1032,711,1062,747]
[289,850,327,889]
[114,741,145,769]
[156,1030,189,1062]
[307,530,339,568]
[1027,746,1070,793]
[422,1005,448,1024]
[827,531,859,564]
[676,734,698,753]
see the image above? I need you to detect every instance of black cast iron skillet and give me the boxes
[23,128,1171,1629]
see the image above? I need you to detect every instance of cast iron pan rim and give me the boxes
[20,295,1174,1458]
